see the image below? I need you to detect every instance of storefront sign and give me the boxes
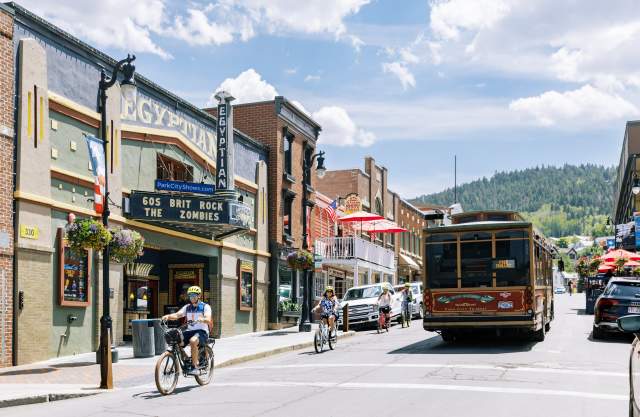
[214,91,236,198]
[343,193,362,214]
[127,191,252,229]
[155,179,215,195]
[19,225,39,240]
[121,92,216,160]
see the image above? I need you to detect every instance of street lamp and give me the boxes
[300,150,326,332]
[97,54,136,389]
[633,175,640,195]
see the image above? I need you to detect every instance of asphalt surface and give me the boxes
[2,293,632,417]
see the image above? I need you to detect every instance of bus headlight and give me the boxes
[527,309,533,315]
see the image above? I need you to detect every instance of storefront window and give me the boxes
[238,261,254,311]
[126,278,149,311]
[279,265,293,302]
[58,229,91,307]
[156,153,193,182]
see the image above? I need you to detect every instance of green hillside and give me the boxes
[411,164,616,238]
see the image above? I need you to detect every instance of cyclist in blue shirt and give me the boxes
[312,286,339,339]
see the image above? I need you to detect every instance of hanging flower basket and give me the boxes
[287,249,314,270]
[109,229,145,263]
[65,218,111,252]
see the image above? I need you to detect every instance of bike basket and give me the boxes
[164,328,183,346]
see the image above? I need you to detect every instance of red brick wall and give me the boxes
[0,6,14,368]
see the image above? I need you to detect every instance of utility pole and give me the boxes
[454,155,457,204]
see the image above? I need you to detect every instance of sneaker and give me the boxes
[186,366,199,376]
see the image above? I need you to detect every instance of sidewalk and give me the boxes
[0,325,356,407]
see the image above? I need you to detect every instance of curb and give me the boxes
[215,330,357,369]
[0,392,100,408]
[0,330,358,408]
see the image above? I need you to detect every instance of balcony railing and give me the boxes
[314,236,396,270]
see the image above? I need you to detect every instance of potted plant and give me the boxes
[287,249,314,270]
[110,229,145,263]
[615,257,628,276]
[278,300,301,319]
[65,218,111,252]
[588,257,602,275]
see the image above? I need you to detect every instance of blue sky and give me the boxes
[19,0,640,198]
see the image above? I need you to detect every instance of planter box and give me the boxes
[281,311,301,318]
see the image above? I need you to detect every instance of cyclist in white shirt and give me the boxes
[162,286,212,375]
[378,284,393,320]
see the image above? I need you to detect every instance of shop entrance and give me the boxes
[169,264,205,305]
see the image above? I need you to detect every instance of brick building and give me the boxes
[316,156,426,285]
[220,98,323,328]
[6,3,270,365]
[0,3,14,367]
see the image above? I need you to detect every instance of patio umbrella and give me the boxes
[360,219,408,233]
[598,264,615,273]
[602,249,640,262]
[337,211,384,223]
[626,260,640,268]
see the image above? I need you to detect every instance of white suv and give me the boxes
[338,283,401,329]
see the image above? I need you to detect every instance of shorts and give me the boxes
[321,312,339,320]
[182,329,208,347]
[379,306,391,314]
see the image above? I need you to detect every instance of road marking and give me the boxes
[232,363,626,377]
[213,381,627,401]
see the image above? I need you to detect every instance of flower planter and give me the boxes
[65,219,111,252]
[110,229,145,263]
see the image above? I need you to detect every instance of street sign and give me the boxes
[155,179,215,195]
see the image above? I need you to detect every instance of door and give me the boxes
[172,268,200,305]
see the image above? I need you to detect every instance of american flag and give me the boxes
[324,199,338,223]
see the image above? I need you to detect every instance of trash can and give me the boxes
[151,318,167,355]
[132,319,155,358]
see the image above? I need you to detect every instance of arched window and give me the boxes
[375,197,383,216]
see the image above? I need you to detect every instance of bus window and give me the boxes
[461,232,491,241]
[495,239,530,286]
[426,242,458,288]
[495,230,528,239]
[460,240,492,287]
[427,234,457,243]
[487,214,509,221]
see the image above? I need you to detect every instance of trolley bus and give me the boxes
[422,210,554,342]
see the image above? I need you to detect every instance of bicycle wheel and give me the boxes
[328,327,336,350]
[385,316,389,332]
[155,351,179,395]
[314,330,323,353]
[195,346,214,386]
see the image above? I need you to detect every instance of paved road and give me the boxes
[3,293,632,417]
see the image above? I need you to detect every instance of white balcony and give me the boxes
[314,236,396,271]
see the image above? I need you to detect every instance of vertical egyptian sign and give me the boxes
[215,91,236,200]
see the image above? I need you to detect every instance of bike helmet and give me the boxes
[325,285,334,292]
[187,285,202,295]
[404,282,411,287]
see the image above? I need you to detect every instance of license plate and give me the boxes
[629,307,640,314]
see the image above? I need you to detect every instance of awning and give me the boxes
[399,253,420,270]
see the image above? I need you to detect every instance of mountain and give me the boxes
[411,164,616,238]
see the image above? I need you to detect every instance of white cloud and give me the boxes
[509,84,639,126]
[312,106,376,147]
[208,69,278,105]
[304,75,321,82]
[290,100,312,117]
[284,68,298,75]
[18,0,172,59]
[429,0,512,40]
[382,62,416,90]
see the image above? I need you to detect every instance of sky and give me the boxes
[16,0,640,198]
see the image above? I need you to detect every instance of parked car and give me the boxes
[338,283,401,329]
[554,286,566,294]
[593,277,640,339]
[616,315,640,416]
[394,282,423,318]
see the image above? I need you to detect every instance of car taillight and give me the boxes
[595,298,619,321]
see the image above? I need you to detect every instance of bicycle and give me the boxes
[401,301,412,328]
[155,319,215,395]
[377,306,391,333]
[314,316,337,353]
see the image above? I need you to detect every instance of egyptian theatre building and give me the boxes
[5,3,270,365]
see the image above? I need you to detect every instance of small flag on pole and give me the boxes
[85,135,106,214]
[324,199,338,223]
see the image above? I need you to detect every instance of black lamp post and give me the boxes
[97,54,136,389]
[299,150,326,332]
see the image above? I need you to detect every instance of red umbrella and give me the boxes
[603,249,640,262]
[360,219,408,233]
[598,264,615,273]
[338,211,384,222]
[626,260,640,268]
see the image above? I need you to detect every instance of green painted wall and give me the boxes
[49,111,98,176]
[49,210,97,357]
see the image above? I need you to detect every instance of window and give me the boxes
[283,129,293,176]
[313,272,327,298]
[461,241,492,287]
[238,261,254,311]
[375,198,383,216]
[283,195,294,237]
[156,154,193,182]
[426,242,458,288]
[304,147,313,186]
[496,230,529,239]
[495,239,530,287]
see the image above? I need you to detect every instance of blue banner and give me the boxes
[154,179,215,195]
[635,216,640,249]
